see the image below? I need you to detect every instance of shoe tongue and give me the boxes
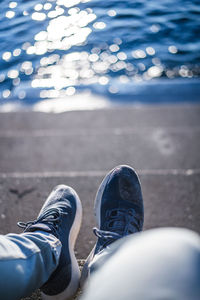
[26,223,52,233]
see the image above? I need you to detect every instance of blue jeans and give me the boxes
[0,231,61,300]
[0,228,199,300]
[82,228,200,300]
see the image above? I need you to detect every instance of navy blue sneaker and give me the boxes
[80,165,144,286]
[18,185,82,300]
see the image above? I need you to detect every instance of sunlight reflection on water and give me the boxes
[0,0,200,106]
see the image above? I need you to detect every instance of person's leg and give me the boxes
[0,231,61,300]
[81,228,200,300]
[0,184,82,300]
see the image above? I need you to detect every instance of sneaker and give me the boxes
[18,185,82,300]
[80,165,144,286]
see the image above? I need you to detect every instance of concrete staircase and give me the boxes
[0,104,200,300]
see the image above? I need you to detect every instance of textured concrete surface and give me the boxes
[1,106,200,173]
[0,173,200,259]
[1,128,200,172]
[0,105,199,300]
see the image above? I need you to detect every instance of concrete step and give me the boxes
[1,172,199,259]
[0,126,200,172]
[1,105,200,131]
[1,106,200,172]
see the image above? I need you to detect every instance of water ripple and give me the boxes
[0,0,200,105]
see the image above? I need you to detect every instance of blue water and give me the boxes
[0,0,200,110]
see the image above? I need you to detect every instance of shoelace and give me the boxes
[17,208,61,234]
[93,227,122,240]
[93,208,140,248]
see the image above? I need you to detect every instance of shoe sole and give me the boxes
[94,166,117,227]
[80,168,114,288]
[41,188,82,300]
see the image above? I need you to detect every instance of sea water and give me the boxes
[0,0,200,111]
